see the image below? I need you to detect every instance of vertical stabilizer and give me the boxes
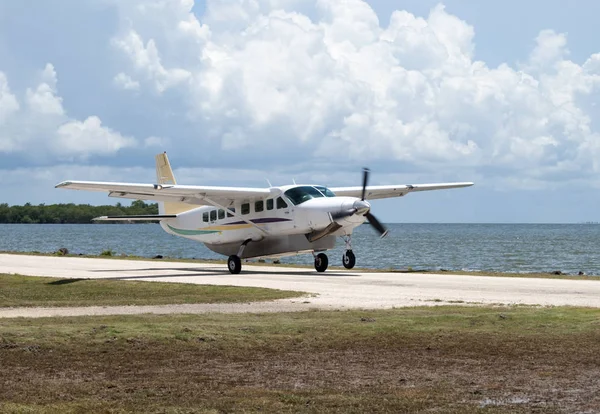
[155,152,177,186]
[154,152,196,215]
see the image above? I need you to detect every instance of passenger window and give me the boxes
[203,212,209,222]
[277,197,288,209]
[210,210,217,221]
[227,207,235,218]
[241,203,250,215]
[266,199,274,210]
[255,200,264,213]
[218,209,225,220]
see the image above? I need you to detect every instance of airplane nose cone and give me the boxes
[353,200,370,215]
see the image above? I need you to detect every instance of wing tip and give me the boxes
[55,181,72,189]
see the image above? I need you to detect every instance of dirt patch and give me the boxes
[1,308,599,412]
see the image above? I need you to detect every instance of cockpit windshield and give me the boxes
[284,186,337,206]
[314,186,336,198]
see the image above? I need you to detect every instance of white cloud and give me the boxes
[56,116,137,157]
[0,64,138,158]
[526,30,568,72]
[583,53,600,74]
[106,0,600,190]
[113,72,140,91]
[25,63,64,116]
[144,135,168,147]
[0,72,20,152]
[0,72,19,125]
[3,0,600,198]
[111,30,192,93]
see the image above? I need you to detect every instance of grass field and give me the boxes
[0,274,305,307]
[1,307,600,413]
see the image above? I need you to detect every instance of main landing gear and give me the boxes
[227,255,242,274]
[227,239,251,274]
[314,252,329,272]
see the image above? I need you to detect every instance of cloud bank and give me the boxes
[107,0,600,187]
[1,0,600,213]
[0,64,138,159]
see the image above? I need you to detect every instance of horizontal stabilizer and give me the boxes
[93,215,177,221]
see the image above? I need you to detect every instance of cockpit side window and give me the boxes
[276,197,288,209]
[284,186,325,206]
[314,186,336,197]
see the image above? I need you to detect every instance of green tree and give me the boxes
[0,202,161,224]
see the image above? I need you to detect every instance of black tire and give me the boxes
[227,255,242,274]
[342,250,356,269]
[314,253,328,272]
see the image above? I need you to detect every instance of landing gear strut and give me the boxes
[341,235,356,269]
[228,239,251,274]
[314,252,328,272]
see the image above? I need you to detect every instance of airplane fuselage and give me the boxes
[159,186,368,259]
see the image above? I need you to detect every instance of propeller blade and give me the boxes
[361,168,370,201]
[365,212,389,238]
[359,167,388,237]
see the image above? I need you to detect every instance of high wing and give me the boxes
[330,182,474,200]
[55,181,277,207]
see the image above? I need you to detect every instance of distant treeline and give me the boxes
[0,201,159,224]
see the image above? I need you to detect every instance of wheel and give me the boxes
[227,255,242,274]
[314,253,328,272]
[342,250,356,269]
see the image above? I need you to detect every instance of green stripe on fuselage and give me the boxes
[167,224,221,236]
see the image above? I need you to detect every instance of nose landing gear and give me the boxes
[342,250,356,269]
[341,235,356,269]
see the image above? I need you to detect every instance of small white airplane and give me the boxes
[56,153,473,274]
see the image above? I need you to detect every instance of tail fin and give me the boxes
[155,152,197,215]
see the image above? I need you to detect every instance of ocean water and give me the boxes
[0,223,599,275]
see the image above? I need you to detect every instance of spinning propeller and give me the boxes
[361,168,389,238]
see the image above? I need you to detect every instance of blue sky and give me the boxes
[1,0,600,223]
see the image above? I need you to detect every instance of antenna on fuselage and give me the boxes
[265,178,272,187]
[292,178,297,185]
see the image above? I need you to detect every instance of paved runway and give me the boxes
[2,254,600,317]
